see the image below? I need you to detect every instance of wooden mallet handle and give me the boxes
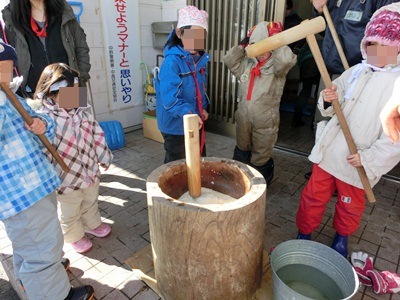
[322,5,350,70]
[183,114,201,198]
[306,34,376,203]
[0,82,70,173]
[245,16,326,58]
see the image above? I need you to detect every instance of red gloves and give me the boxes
[350,252,374,286]
[268,21,283,37]
[239,36,250,47]
[240,22,282,48]
[239,25,257,48]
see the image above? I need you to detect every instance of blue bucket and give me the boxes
[99,121,126,150]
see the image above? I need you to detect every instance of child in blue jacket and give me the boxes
[0,41,93,299]
[156,5,210,163]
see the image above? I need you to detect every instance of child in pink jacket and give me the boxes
[35,63,113,254]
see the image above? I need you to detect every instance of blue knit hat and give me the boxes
[0,40,18,67]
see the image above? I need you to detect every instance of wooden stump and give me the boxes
[146,157,267,300]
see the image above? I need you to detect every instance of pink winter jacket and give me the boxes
[41,100,113,194]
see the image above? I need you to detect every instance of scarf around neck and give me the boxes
[246,58,268,100]
[30,16,47,37]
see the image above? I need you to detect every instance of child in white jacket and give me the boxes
[35,63,114,254]
[296,3,400,258]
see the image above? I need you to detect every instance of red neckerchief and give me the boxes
[246,59,268,100]
[30,16,47,37]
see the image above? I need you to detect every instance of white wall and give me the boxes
[77,0,110,121]
[0,0,7,11]
[139,0,186,70]
[162,0,186,21]
[140,0,163,71]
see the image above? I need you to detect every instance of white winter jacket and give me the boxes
[309,62,400,189]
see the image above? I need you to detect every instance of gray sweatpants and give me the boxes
[3,193,70,299]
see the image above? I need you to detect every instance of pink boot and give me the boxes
[367,270,400,295]
[85,223,111,238]
[71,237,93,254]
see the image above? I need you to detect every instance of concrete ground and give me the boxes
[1,129,399,299]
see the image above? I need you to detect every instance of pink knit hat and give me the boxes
[361,3,400,58]
[177,6,208,32]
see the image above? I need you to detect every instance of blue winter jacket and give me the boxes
[321,0,399,74]
[0,93,60,220]
[155,31,210,135]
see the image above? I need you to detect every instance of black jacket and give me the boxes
[0,1,90,96]
[321,0,399,74]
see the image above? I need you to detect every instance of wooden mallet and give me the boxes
[305,32,376,203]
[0,82,70,172]
[183,114,201,198]
[245,17,375,202]
[245,16,326,58]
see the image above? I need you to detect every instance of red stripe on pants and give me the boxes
[296,164,366,236]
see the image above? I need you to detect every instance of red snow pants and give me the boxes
[296,164,366,236]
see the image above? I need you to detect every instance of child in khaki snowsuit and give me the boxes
[223,21,296,184]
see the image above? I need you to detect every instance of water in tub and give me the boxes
[277,264,344,299]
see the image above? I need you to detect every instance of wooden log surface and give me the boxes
[147,158,267,300]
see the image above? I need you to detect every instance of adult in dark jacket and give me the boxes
[312,0,399,75]
[0,0,90,97]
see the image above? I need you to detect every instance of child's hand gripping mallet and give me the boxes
[184,114,201,198]
[245,16,326,58]
[0,82,70,172]
[305,32,376,203]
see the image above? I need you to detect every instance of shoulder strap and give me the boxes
[0,20,20,77]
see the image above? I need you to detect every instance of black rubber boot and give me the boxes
[252,158,274,185]
[233,146,251,164]
[64,285,94,300]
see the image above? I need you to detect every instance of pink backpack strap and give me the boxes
[0,20,20,77]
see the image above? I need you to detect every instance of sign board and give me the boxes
[100,0,144,112]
